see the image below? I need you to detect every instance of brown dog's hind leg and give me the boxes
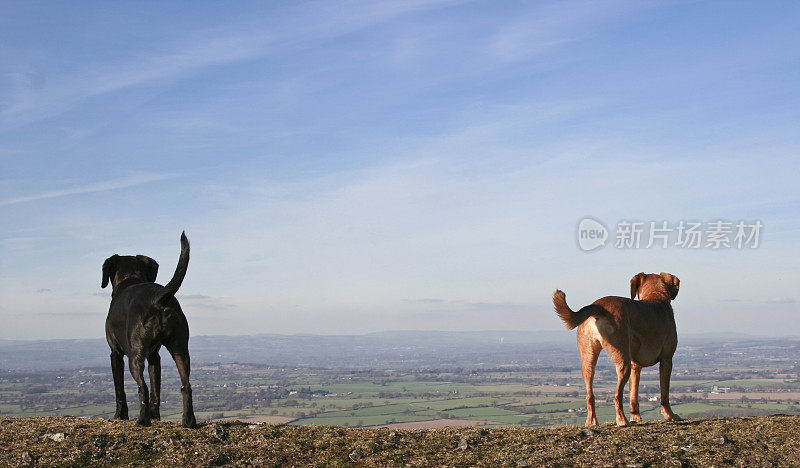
[579,338,602,427]
[629,361,642,423]
[128,355,151,426]
[659,357,681,421]
[110,351,128,420]
[168,344,197,428]
[147,351,161,421]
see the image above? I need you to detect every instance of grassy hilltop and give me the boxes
[2,415,800,467]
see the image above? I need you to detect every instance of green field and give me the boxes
[3,365,800,429]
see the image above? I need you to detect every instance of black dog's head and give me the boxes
[102,254,159,293]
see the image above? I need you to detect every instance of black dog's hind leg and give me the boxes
[147,350,162,421]
[168,344,197,428]
[128,354,151,426]
[111,351,128,420]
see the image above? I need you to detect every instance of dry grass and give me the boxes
[3,415,800,466]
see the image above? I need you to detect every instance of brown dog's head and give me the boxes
[630,272,679,302]
[101,254,159,293]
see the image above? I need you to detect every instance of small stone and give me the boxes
[43,432,65,442]
[517,460,529,467]
[714,436,730,445]
[582,428,597,437]
[21,451,32,464]
[680,445,694,452]
[349,448,364,461]
[248,424,259,429]
[457,437,469,451]
[626,464,644,468]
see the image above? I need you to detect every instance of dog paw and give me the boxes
[630,414,642,423]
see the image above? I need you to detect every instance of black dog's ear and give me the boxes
[630,272,645,299]
[102,255,119,288]
[660,272,680,300]
[136,255,159,282]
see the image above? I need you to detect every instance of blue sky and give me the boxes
[1,1,799,339]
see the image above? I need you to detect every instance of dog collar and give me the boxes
[120,275,139,282]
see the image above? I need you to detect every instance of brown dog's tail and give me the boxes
[553,289,592,330]
[156,231,190,306]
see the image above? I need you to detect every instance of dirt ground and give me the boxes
[373,419,500,430]
[3,415,800,466]
[211,415,295,425]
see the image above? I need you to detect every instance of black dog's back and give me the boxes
[105,283,189,356]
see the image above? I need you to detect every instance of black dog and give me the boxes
[102,232,196,428]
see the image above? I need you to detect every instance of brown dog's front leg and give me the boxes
[659,357,681,421]
[629,362,642,423]
[110,351,128,420]
[614,361,631,426]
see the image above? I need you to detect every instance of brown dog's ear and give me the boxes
[102,255,119,288]
[630,272,645,299]
[136,255,159,282]
[660,272,680,300]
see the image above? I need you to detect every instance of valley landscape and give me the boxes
[2,332,800,429]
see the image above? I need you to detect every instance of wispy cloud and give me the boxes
[485,0,640,63]
[0,0,462,130]
[765,298,796,305]
[179,294,237,311]
[36,311,101,317]
[0,172,174,206]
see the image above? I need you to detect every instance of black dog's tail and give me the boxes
[156,231,190,306]
[553,289,593,330]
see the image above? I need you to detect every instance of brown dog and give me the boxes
[553,272,681,426]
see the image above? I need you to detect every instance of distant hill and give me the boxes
[0,330,576,371]
[0,330,790,371]
[2,415,798,466]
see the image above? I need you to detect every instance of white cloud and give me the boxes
[0,172,175,206]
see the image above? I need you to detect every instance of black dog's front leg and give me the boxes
[129,355,151,426]
[110,351,128,420]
